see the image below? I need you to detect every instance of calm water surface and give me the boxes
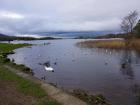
[8,39,140,105]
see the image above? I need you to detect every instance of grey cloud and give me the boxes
[0,0,140,35]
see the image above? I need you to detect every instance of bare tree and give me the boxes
[121,10,138,34]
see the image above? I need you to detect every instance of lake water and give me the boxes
[8,39,140,105]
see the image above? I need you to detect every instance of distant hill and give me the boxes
[1,31,127,40]
[0,33,9,37]
[0,33,14,41]
[34,31,116,38]
[0,33,60,41]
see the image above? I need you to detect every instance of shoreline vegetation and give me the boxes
[72,89,111,105]
[0,43,34,74]
[77,39,140,52]
[0,43,59,105]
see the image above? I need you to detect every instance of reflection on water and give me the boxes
[8,39,140,105]
[120,50,134,80]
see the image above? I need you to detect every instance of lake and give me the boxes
[8,39,140,105]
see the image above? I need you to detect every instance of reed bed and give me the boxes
[77,39,140,51]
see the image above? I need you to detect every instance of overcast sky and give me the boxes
[0,0,140,35]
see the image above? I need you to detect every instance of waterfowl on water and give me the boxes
[44,61,54,72]
[121,63,126,69]
[44,66,54,72]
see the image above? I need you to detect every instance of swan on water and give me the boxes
[44,66,54,72]
[44,61,54,72]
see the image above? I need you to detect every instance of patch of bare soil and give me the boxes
[0,80,36,105]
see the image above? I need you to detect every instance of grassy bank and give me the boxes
[0,43,59,105]
[0,43,29,53]
[77,39,140,51]
[0,43,33,74]
[0,43,30,63]
[0,65,59,105]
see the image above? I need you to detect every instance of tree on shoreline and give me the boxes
[134,20,140,38]
[121,10,138,37]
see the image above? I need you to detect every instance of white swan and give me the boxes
[44,66,54,72]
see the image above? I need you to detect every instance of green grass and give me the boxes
[0,43,30,63]
[0,65,59,105]
[0,43,29,53]
[0,66,46,98]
